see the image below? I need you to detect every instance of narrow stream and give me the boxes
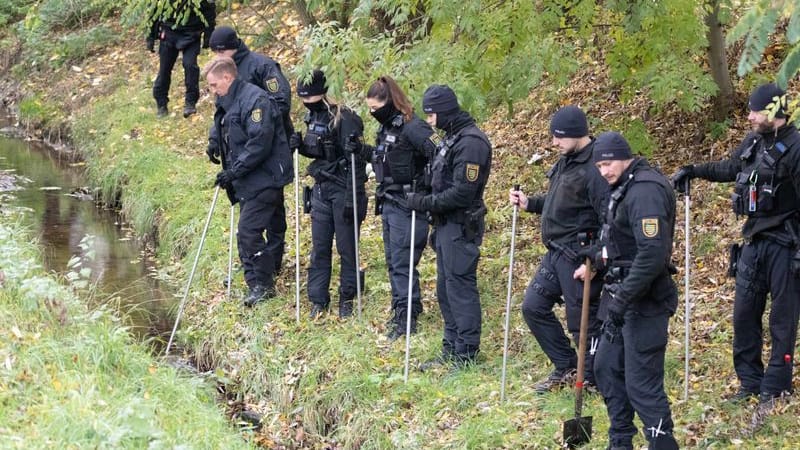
[0,114,174,347]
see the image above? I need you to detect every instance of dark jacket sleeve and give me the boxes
[692,135,755,182]
[231,96,275,177]
[527,195,545,214]
[619,182,674,303]
[201,1,216,37]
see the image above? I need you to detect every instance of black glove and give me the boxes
[289,132,303,151]
[344,134,361,155]
[604,283,628,327]
[215,170,235,189]
[405,192,427,212]
[146,37,156,53]
[343,205,354,225]
[671,165,694,193]
[792,249,800,278]
[206,146,221,165]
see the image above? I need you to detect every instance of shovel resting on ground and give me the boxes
[563,257,593,448]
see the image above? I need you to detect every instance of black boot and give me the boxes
[310,303,327,319]
[386,316,417,341]
[648,433,678,450]
[339,298,354,318]
[243,284,275,307]
[182,102,197,118]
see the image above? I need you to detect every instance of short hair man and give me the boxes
[203,57,293,307]
[509,105,607,393]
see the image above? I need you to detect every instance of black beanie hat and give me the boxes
[748,83,787,118]
[592,132,633,162]
[209,26,240,51]
[422,85,460,114]
[550,105,589,138]
[297,70,328,97]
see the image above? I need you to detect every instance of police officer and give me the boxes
[347,76,437,340]
[147,0,216,118]
[290,70,367,319]
[208,25,293,275]
[591,132,679,450]
[672,83,800,407]
[508,105,607,393]
[204,57,292,307]
[405,85,492,369]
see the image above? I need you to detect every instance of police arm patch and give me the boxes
[265,77,279,93]
[429,133,441,147]
[251,108,262,123]
[641,218,659,238]
[465,163,480,182]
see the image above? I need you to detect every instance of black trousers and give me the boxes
[733,238,800,395]
[265,186,287,274]
[521,248,602,380]
[237,187,283,289]
[594,311,674,449]
[382,200,428,322]
[152,30,201,107]
[432,221,482,360]
[307,181,367,306]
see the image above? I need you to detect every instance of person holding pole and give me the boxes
[508,105,607,393]
[346,76,437,340]
[405,85,491,370]
[289,70,367,319]
[203,56,292,307]
[208,26,293,276]
[589,131,679,450]
[671,83,800,409]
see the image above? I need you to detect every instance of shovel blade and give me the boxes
[563,415,592,448]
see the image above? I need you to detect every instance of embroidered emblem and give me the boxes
[465,163,480,182]
[429,133,442,147]
[265,77,279,93]
[642,218,658,238]
[251,108,262,123]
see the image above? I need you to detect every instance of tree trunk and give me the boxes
[292,0,315,27]
[705,0,734,121]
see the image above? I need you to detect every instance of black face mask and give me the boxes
[303,99,327,113]
[370,102,397,125]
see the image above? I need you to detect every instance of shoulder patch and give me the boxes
[251,108,262,123]
[465,163,480,182]
[265,77,279,93]
[641,218,659,238]
[429,133,442,147]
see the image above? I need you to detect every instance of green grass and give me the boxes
[0,214,252,449]
[6,12,800,450]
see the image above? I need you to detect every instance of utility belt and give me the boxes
[604,262,677,283]
[545,239,591,262]
[430,205,487,241]
[375,184,412,215]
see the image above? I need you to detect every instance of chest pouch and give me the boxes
[373,137,392,183]
[385,134,414,185]
[300,120,329,159]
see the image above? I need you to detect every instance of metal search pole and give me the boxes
[294,149,301,323]
[226,205,234,301]
[501,184,521,402]
[165,185,221,356]
[683,178,691,400]
[350,152,362,318]
[403,207,418,383]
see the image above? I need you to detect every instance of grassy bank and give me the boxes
[3,4,800,450]
[0,211,252,449]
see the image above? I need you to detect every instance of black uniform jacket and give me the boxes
[527,139,608,245]
[208,79,292,201]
